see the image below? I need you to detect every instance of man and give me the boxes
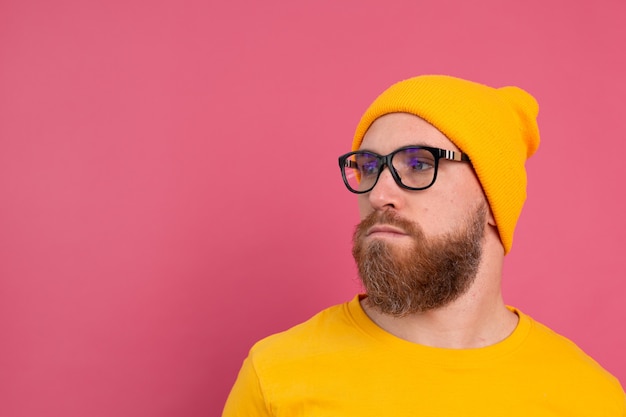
[222,75,625,416]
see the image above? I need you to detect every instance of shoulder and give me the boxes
[517,309,625,406]
[523,312,612,371]
[250,298,361,361]
[243,295,380,384]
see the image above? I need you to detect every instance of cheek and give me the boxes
[411,206,441,235]
[357,196,373,220]
[410,198,465,236]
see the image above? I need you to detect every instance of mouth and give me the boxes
[366,224,408,238]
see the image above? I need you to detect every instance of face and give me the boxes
[352,113,493,315]
[356,113,489,234]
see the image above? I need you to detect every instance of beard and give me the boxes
[352,203,487,317]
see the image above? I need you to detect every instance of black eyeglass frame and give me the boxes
[338,145,471,194]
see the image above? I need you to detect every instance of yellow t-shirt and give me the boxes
[223,295,625,416]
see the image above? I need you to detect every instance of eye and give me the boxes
[354,154,380,177]
[395,148,435,172]
[407,157,432,171]
[360,160,379,176]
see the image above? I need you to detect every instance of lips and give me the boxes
[366,224,408,237]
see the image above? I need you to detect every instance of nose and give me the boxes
[367,165,403,211]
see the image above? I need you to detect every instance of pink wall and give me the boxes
[1,0,624,415]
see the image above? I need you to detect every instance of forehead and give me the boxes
[359,112,460,154]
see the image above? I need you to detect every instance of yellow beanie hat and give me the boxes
[352,75,540,254]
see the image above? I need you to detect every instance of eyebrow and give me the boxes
[357,144,433,153]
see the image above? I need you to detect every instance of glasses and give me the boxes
[338,146,471,194]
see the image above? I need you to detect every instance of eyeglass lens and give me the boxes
[343,148,436,192]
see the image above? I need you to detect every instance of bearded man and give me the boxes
[222,75,625,416]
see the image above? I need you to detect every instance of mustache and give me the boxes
[354,210,421,241]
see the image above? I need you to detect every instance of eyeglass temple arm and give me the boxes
[441,149,471,163]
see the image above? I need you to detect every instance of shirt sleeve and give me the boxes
[222,355,272,417]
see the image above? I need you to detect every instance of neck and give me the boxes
[360,248,518,349]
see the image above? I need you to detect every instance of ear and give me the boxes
[486,206,497,227]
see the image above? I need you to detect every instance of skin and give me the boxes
[357,112,518,349]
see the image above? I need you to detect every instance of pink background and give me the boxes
[1,0,625,415]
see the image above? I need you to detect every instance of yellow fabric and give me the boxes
[223,295,625,416]
[351,75,540,254]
